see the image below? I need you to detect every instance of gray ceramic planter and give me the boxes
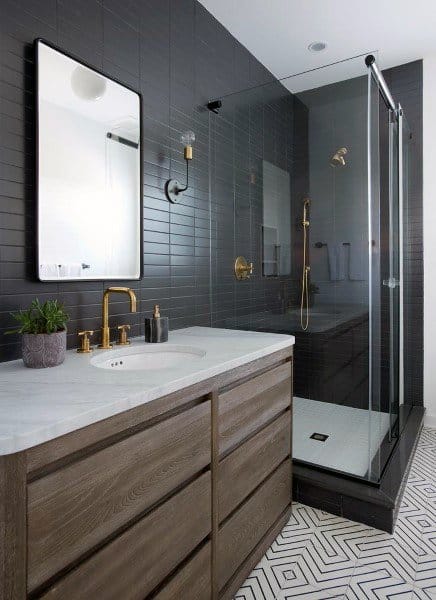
[22,330,66,368]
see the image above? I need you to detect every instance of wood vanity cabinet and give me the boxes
[0,346,293,600]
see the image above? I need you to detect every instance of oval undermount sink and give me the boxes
[91,344,206,371]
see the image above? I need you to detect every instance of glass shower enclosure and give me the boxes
[208,53,411,483]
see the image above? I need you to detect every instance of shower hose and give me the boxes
[300,204,310,331]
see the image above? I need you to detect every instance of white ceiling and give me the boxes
[199,0,436,91]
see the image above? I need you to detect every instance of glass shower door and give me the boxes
[368,71,402,478]
[208,53,405,483]
[399,107,411,432]
[386,110,400,441]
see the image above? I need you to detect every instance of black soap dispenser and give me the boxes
[145,304,168,343]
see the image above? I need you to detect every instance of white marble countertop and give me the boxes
[0,327,294,455]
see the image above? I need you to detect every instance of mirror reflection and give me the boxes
[36,40,141,281]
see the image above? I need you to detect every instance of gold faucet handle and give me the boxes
[116,324,131,346]
[77,330,94,353]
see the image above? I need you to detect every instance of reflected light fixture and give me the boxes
[71,65,107,100]
[165,130,195,203]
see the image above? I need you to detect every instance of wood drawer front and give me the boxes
[218,361,292,455]
[217,459,291,590]
[28,401,211,591]
[38,472,211,600]
[152,542,211,600]
[218,411,291,521]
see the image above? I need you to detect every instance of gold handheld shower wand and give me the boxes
[300,198,311,331]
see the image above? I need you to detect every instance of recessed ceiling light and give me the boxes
[308,41,327,53]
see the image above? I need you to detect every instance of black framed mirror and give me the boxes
[35,39,142,281]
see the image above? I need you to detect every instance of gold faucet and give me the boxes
[99,287,137,349]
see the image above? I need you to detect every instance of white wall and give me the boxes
[423,55,436,426]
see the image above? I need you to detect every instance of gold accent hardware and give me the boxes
[153,304,161,318]
[330,147,348,167]
[165,131,195,203]
[184,145,193,160]
[234,256,253,280]
[77,330,94,353]
[302,197,310,227]
[116,324,131,346]
[301,198,311,331]
[99,287,137,349]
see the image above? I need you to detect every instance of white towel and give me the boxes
[40,263,60,279]
[349,240,366,280]
[327,243,345,281]
[59,263,82,278]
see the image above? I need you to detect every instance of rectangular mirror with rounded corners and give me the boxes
[35,39,142,281]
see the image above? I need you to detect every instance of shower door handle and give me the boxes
[382,278,400,289]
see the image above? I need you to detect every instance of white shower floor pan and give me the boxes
[293,397,391,477]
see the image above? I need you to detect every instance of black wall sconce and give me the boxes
[165,130,195,203]
[207,99,222,114]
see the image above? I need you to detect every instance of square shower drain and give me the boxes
[310,432,329,442]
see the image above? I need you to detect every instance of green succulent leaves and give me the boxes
[6,298,70,335]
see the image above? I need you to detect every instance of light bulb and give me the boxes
[180,130,195,146]
[71,66,107,100]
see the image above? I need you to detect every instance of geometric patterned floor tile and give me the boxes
[414,554,436,598]
[265,540,356,596]
[355,522,425,582]
[344,568,415,599]
[234,427,436,600]
[312,517,372,561]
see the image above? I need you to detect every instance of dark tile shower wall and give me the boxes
[0,0,277,360]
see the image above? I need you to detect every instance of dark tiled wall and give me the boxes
[0,0,279,360]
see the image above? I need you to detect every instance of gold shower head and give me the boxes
[330,147,348,167]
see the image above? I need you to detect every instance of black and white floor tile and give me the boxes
[235,427,436,600]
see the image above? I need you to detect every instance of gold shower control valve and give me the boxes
[234,256,253,280]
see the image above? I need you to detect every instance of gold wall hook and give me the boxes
[234,256,253,280]
[77,330,94,353]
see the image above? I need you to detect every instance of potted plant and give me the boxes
[5,298,69,368]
